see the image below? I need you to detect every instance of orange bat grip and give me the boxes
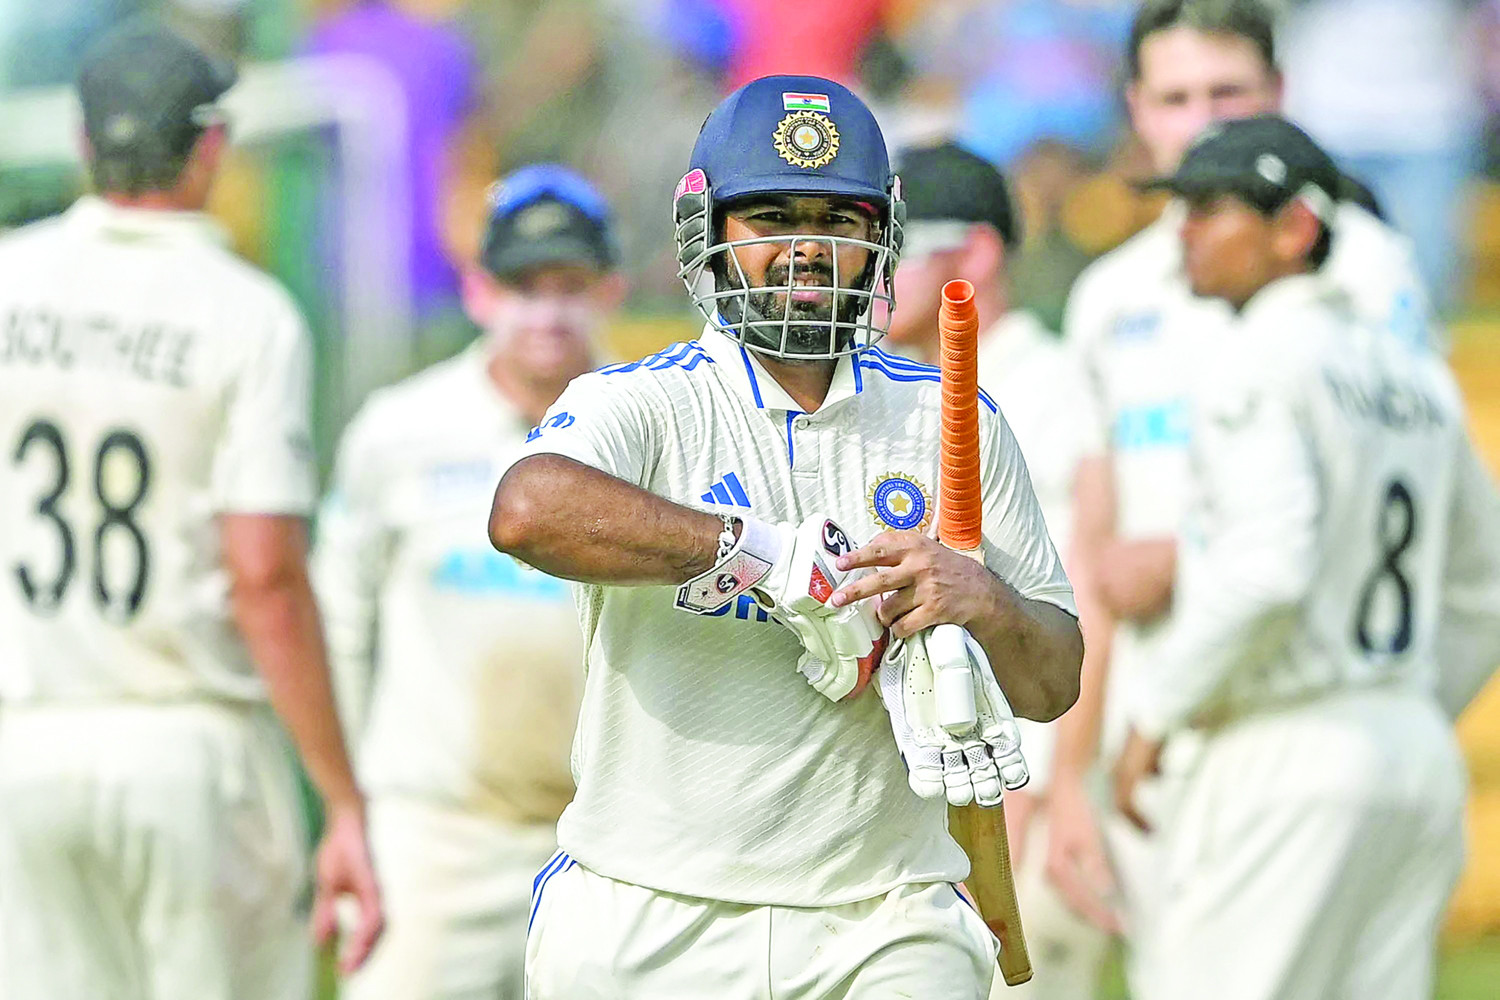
[939,279,982,551]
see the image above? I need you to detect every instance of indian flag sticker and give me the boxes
[782,92,831,113]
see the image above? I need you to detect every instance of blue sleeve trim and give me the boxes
[858,360,940,384]
[868,346,940,375]
[861,349,998,412]
[598,341,714,376]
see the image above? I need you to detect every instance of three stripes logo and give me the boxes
[701,472,751,508]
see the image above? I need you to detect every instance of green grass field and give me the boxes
[315,935,1500,998]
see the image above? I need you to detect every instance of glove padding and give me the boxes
[877,623,1029,807]
[675,514,885,701]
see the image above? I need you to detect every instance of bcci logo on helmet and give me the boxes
[773,112,840,170]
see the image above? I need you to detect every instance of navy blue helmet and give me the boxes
[673,75,905,359]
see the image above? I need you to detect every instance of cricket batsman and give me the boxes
[0,20,381,1000]
[1114,113,1500,1000]
[315,164,621,1000]
[489,75,1084,998]
[1049,1,1440,985]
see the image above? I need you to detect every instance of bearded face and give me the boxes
[709,195,885,358]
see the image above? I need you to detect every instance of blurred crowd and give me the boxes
[4,0,1500,352]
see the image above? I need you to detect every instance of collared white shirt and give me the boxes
[514,324,1074,906]
[1129,275,1496,735]
[314,343,584,824]
[0,196,315,704]
[1065,200,1435,755]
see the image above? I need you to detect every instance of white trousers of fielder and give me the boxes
[0,701,311,1000]
[1138,688,1466,1000]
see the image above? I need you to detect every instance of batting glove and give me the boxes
[878,623,1028,807]
[675,514,885,701]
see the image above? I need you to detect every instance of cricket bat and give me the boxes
[938,278,1033,986]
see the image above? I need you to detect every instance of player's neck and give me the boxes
[758,355,837,412]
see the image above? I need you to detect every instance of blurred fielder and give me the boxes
[884,141,1109,1000]
[0,21,381,1000]
[315,165,621,1000]
[1114,113,1500,1000]
[489,75,1084,999]
[1052,0,1439,985]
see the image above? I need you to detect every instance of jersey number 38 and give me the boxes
[11,418,152,623]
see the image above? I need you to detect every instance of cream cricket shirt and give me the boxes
[1065,200,1434,754]
[1129,275,1484,734]
[514,325,1075,906]
[314,344,583,825]
[0,197,315,704]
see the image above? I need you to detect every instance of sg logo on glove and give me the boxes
[821,520,852,557]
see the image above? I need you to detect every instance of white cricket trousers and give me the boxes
[0,701,311,1000]
[1140,688,1466,1000]
[342,797,558,1000]
[526,857,998,999]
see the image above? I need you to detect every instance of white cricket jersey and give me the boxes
[1064,200,1434,753]
[515,325,1075,906]
[1127,275,1500,734]
[313,344,583,824]
[976,310,1091,789]
[0,197,315,704]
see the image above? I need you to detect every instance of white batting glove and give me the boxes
[675,514,885,701]
[877,623,1028,807]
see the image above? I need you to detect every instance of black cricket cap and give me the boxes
[895,142,1021,249]
[1144,114,1339,220]
[480,164,617,281]
[78,19,237,163]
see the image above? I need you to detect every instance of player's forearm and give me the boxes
[1097,537,1175,621]
[967,577,1083,723]
[491,454,722,585]
[233,569,362,809]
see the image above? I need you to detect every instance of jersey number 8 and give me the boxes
[1353,479,1416,657]
[12,418,151,623]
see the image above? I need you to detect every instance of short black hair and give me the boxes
[88,143,204,198]
[1127,0,1278,81]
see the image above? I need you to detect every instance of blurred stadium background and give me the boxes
[2,0,1498,995]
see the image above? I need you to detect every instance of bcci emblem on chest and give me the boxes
[867,473,932,532]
